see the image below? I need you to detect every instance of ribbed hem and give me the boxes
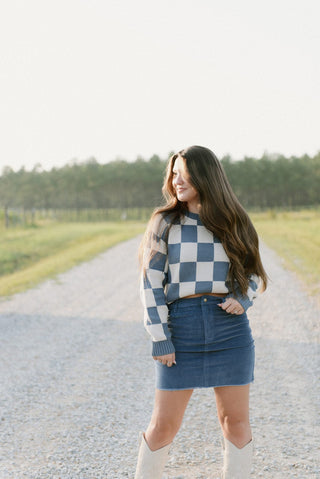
[152,340,175,357]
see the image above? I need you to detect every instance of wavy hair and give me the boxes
[140,145,267,295]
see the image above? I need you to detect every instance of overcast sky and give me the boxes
[0,0,319,172]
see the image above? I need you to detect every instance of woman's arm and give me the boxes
[140,217,175,357]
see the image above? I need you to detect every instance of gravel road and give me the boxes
[0,236,319,478]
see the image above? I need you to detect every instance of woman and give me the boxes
[135,145,267,478]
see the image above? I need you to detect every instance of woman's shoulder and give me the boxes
[154,210,181,226]
[148,212,170,240]
[163,210,185,225]
[150,210,182,241]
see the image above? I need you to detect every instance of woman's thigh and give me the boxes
[150,388,194,426]
[214,384,250,421]
[145,388,194,449]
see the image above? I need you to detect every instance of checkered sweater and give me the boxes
[141,211,259,356]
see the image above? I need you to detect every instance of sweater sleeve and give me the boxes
[140,217,175,357]
[226,274,260,311]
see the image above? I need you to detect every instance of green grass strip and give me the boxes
[0,221,145,297]
[251,209,320,298]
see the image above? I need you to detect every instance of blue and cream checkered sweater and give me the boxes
[141,211,259,356]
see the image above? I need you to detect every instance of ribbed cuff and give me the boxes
[226,293,253,312]
[152,339,175,357]
[237,296,253,311]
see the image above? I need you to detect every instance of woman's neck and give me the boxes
[187,201,201,214]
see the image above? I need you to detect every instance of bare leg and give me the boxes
[214,385,252,448]
[145,388,193,451]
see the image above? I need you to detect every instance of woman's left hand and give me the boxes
[153,353,176,367]
[218,298,244,315]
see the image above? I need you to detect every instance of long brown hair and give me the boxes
[140,145,267,294]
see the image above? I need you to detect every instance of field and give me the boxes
[0,209,319,300]
[251,209,320,298]
[0,221,145,297]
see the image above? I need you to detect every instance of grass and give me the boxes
[1,208,319,300]
[0,221,145,297]
[251,209,320,298]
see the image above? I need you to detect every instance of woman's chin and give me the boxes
[177,193,187,202]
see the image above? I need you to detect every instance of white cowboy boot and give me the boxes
[134,432,171,479]
[222,437,253,478]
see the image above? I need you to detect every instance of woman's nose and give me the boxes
[175,174,184,185]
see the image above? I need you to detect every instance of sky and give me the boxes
[0,0,319,172]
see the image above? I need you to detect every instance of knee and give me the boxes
[147,416,179,445]
[221,414,248,432]
[219,414,251,447]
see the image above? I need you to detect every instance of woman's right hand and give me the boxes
[153,353,176,367]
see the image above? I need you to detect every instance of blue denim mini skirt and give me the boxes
[155,295,255,390]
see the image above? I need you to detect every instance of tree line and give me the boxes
[0,152,319,227]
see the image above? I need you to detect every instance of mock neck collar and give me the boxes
[185,210,200,220]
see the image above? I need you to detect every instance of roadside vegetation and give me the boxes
[0,221,145,297]
[252,209,320,298]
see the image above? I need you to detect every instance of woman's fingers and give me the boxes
[153,353,176,367]
[218,299,244,315]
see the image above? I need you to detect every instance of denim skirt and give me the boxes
[155,295,255,390]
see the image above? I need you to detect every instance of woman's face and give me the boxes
[172,156,200,210]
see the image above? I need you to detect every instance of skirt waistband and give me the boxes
[168,294,227,310]
[183,292,228,299]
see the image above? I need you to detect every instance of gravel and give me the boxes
[0,236,319,478]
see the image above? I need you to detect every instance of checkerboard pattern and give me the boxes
[141,211,259,356]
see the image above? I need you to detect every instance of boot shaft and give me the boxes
[134,432,171,479]
[222,438,253,479]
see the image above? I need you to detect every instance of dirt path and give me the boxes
[0,236,319,478]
